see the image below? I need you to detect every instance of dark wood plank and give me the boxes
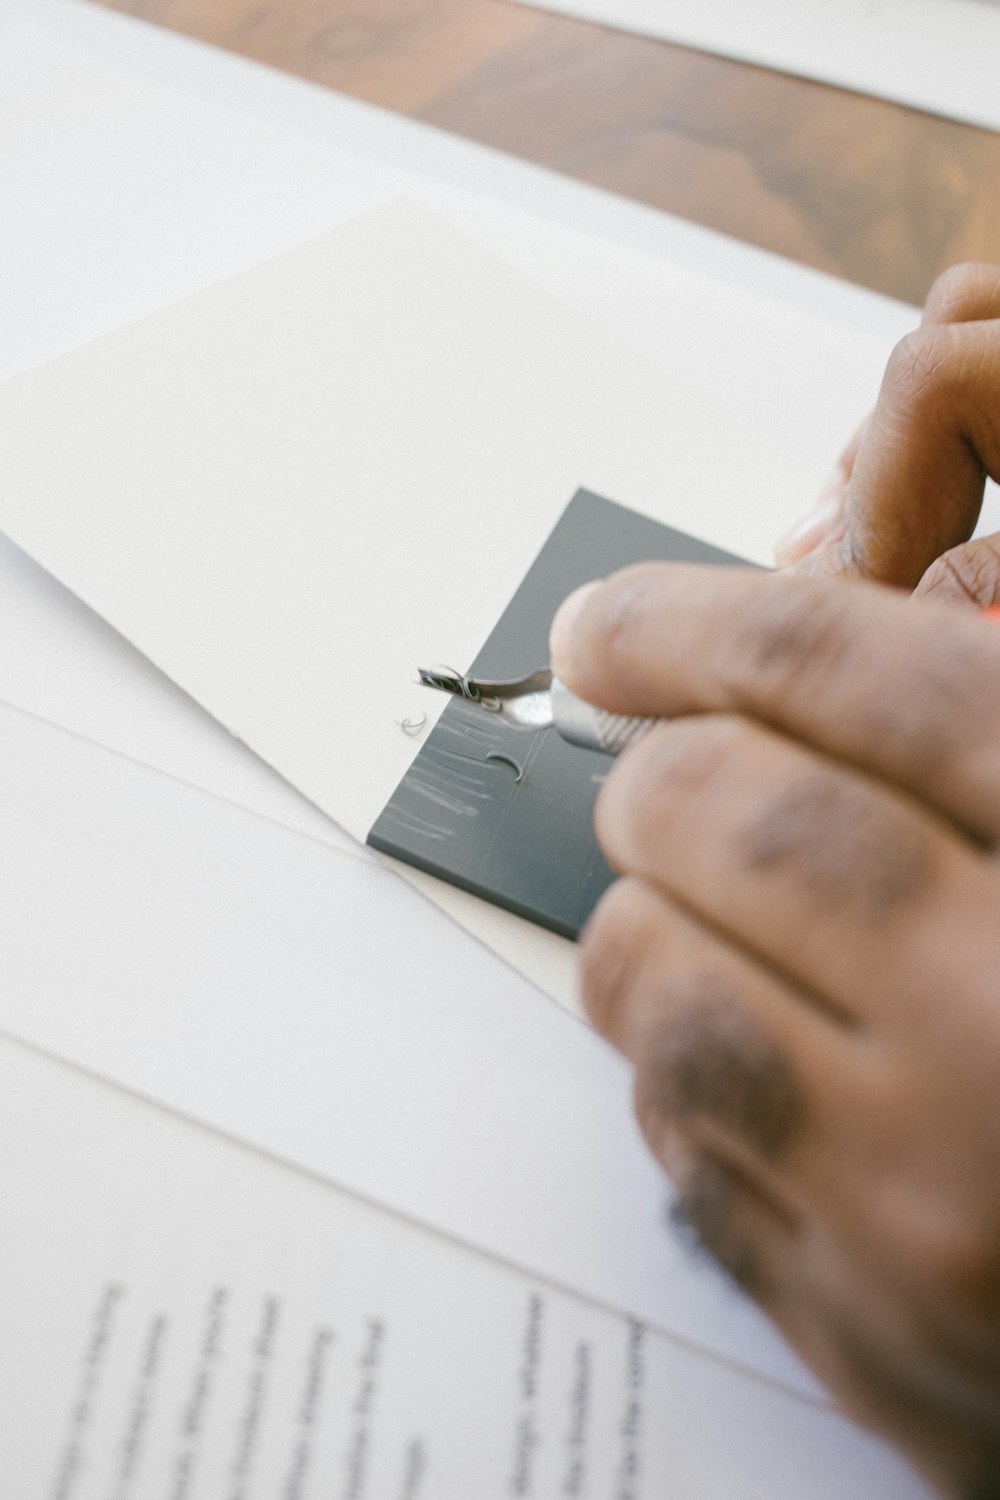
[88,0,1000,305]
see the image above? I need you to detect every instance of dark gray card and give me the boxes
[368,490,749,939]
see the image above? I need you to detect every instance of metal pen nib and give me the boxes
[417,665,658,757]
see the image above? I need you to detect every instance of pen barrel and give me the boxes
[550,678,658,757]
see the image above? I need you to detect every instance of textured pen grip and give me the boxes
[550,678,657,757]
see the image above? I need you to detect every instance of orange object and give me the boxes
[984,606,1000,620]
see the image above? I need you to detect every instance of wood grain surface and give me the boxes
[89,0,1000,306]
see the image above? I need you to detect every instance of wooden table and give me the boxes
[90,0,1000,307]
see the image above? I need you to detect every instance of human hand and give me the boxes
[550,565,1000,1495]
[775,263,1000,606]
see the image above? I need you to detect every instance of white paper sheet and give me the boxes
[0,697,811,1394]
[505,0,1000,132]
[2,1037,928,1496]
[0,533,362,856]
[0,199,812,847]
[14,1,985,527]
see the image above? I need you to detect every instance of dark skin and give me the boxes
[549,263,1000,1496]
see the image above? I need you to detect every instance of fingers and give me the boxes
[550,562,1000,840]
[583,876,859,1159]
[804,318,1000,585]
[583,709,1000,1478]
[580,878,850,1296]
[580,871,947,1315]
[590,711,990,1028]
[778,262,1000,584]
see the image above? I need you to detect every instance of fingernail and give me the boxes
[773,489,843,566]
[550,579,603,668]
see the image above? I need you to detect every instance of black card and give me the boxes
[368,490,750,939]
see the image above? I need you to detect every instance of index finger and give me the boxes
[550,564,1000,841]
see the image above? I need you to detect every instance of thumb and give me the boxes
[779,263,1000,588]
[796,319,996,587]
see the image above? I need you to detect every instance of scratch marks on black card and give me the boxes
[368,489,751,939]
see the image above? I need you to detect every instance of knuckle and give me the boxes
[633,983,804,1160]
[739,579,855,701]
[922,261,996,325]
[917,539,1000,609]
[667,1158,767,1295]
[740,769,937,920]
[882,327,957,413]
